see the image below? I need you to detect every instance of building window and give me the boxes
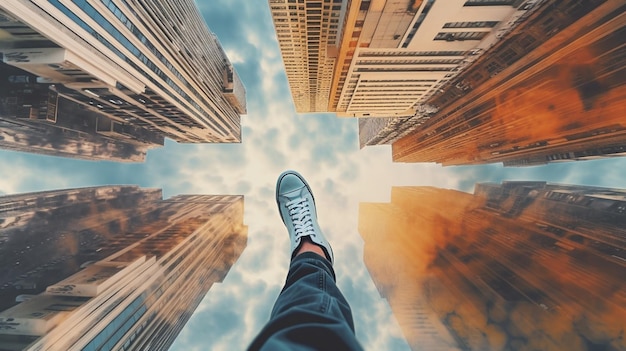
[45,303,80,311]
[443,21,499,28]
[463,0,516,5]
[485,61,502,74]
[498,48,519,65]
[434,31,487,41]
[518,34,537,49]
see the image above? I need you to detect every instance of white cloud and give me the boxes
[225,48,246,64]
[2,0,626,350]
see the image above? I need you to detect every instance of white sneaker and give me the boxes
[275,170,334,263]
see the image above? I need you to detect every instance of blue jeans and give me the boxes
[248,252,363,350]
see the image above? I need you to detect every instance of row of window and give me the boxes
[350,96,424,101]
[52,0,232,137]
[401,0,434,48]
[103,0,235,132]
[360,50,466,57]
[82,294,147,351]
[434,31,488,41]
[356,58,462,65]
[443,21,499,28]
[464,0,517,5]
[355,66,453,72]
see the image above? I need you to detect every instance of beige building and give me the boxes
[331,0,541,118]
[269,0,343,112]
[270,0,540,117]
[0,187,247,350]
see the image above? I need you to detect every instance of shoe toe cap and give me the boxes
[278,173,306,195]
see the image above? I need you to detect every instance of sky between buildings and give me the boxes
[0,1,625,350]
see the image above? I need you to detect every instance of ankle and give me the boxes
[295,237,330,261]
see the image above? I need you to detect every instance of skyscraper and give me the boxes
[270,0,540,118]
[0,0,246,162]
[359,183,626,350]
[329,0,539,119]
[391,0,626,165]
[0,186,247,350]
[269,0,343,112]
[270,1,626,165]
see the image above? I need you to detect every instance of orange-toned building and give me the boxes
[359,182,626,350]
[0,187,247,350]
[392,0,626,166]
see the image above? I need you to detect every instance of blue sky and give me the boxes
[1,1,626,350]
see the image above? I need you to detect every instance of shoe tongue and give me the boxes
[283,187,304,200]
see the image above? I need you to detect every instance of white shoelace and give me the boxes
[286,197,316,240]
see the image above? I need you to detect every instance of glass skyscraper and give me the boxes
[359,182,626,351]
[0,0,246,161]
[0,186,247,350]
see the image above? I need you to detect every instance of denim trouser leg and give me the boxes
[248,252,363,351]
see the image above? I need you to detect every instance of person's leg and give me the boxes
[248,248,362,350]
[248,171,362,351]
[295,238,328,259]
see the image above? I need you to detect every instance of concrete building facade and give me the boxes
[392,0,626,166]
[0,0,246,161]
[330,0,540,119]
[359,183,626,350]
[270,0,542,118]
[0,186,247,350]
[270,0,626,165]
[269,0,343,113]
